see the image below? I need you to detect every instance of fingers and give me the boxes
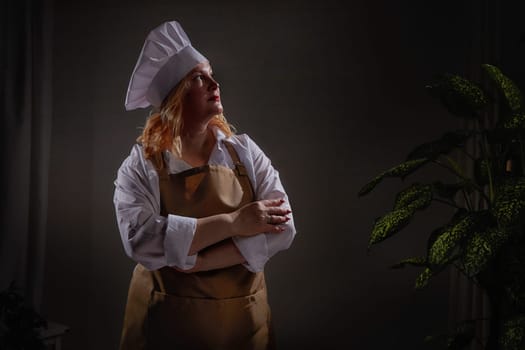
[237,198,291,236]
[266,213,290,225]
[261,198,286,207]
[267,207,291,216]
[265,207,291,236]
[260,198,291,217]
[260,198,291,229]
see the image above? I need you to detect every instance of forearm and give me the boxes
[187,198,289,259]
[188,213,236,255]
[188,239,246,272]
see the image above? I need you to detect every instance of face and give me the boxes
[182,62,223,124]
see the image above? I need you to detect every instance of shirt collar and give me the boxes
[212,125,229,152]
[165,125,231,173]
[213,125,227,142]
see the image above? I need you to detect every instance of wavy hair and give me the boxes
[137,71,234,163]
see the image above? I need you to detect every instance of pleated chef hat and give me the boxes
[125,21,208,111]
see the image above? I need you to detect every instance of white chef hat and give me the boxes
[124,21,208,111]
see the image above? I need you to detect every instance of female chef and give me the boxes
[113,20,296,349]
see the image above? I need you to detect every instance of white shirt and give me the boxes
[113,128,296,272]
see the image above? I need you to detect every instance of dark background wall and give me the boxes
[36,0,523,349]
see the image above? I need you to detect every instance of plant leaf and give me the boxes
[462,227,511,277]
[0,283,48,349]
[384,158,429,179]
[447,320,476,350]
[443,155,467,178]
[369,207,414,246]
[502,243,525,309]
[358,158,428,197]
[426,209,468,257]
[357,175,383,197]
[424,334,445,344]
[502,113,525,129]
[424,320,476,348]
[407,130,473,161]
[368,183,433,248]
[482,64,524,112]
[415,267,433,289]
[506,282,525,311]
[391,257,427,269]
[426,74,488,118]
[474,158,491,186]
[393,183,433,211]
[428,213,478,266]
[491,177,525,227]
[427,226,447,257]
[500,314,525,350]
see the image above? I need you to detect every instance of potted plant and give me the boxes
[0,283,47,350]
[358,64,525,349]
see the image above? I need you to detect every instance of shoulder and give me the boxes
[118,144,156,178]
[226,133,263,157]
[227,133,249,146]
[120,143,144,167]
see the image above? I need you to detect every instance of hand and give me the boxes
[231,198,291,237]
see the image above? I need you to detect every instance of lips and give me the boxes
[208,96,220,102]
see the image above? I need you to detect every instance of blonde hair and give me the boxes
[137,71,234,161]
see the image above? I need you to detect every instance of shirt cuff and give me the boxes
[164,214,198,270]
[232,234,269,272]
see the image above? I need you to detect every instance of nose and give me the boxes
[209,77,219,90]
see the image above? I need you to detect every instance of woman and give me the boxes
[114,21,296,349]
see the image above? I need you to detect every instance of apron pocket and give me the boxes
[146,288,270,350]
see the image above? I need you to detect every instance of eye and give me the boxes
[193,74,204,81]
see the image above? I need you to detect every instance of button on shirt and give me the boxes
[113,128,296,272]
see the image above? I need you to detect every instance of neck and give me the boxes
[181,123,211,148]
[181,121,214,154]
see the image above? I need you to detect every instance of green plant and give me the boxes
[358,64,525,349]
[0,282,47,350]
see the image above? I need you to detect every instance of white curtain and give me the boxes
[0,0,53,310]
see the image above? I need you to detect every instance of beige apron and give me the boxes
[120,142,275,350]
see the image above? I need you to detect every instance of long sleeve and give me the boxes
[231,135,297,272]
[113,144,198,270]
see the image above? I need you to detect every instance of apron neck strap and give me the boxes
[149,150,169,179]
[147,141,253,188]
[222,141,247,177]
[222,141,255,196]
